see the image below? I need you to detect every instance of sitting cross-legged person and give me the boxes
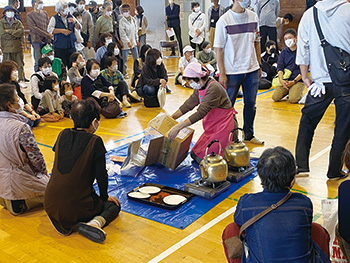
[44,99,121,243]
[59,82,77,117]
[0,84,49,215]
[222,146,330,263]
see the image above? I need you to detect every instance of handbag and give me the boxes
[157,85,166,108]
[224,191,293,259]
[313,7,350,87]
[100,97,122,118]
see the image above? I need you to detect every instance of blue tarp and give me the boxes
[96,144,258,230]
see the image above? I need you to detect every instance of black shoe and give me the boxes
[48,216,72,236]
[170,52,176,56]
[328,174,348,181]
[76,222,106,243]
[237,90,243,98]
[24,78,30,82]
[166,87,171,93]
[296,167,310,174]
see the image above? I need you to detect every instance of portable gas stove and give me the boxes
[184,179,231,199]
[227,165,255,182]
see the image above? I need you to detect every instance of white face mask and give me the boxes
[90,69,100,78]
[77,4,85,11]
[189,81,201,90]
[0,54,3,63]
[11,70,19,81]
[211,2,215,7]
[6,11,15,18]
[114,48,120,56]
[105,38,112,46]
[65,90,73,96]
[42,67,52,75]
[48,55,54,61]
[110,65,118,72]
[123,11,130,18]
[105,10,112,16]
[37,4,44,10]
[12,98,24,114]
[156,57,162,65]
[53,84,59,91]
[205,48,212,54]
[63,7,70,16]
[78,61,86,68]
[169,0,173,4]
[135,10,138,15]
[69,7,76,14]
[238,0,251,9]
[285,38,295,48]
[194,6,200,13]
[77,18,83,24]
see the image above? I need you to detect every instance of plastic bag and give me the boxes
[157,85,166,108]
[322,199,347,262]
[272,69,292,87]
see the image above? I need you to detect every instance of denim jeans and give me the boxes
[295,83,350,178]
[142,85,157,96]
[32,42,42,72]
[226,70,259,139]
[122,47,139,75]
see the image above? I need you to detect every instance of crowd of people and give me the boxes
[0,0,349,261]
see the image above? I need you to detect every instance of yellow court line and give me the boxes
[45,125,128,137]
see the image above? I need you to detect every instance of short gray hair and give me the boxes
[55,0,68,12]
[102,1,111,9]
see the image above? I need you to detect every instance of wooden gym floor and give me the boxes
[0,51,347,263]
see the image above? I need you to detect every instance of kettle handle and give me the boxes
[205,139,222,157]
[228,128,244,143]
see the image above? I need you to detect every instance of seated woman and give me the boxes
[0,84,49,215]
[131,44,151,88]
[168,62,235,163]
[31,57,58,111]
[95,33,113,63]
[222,147,330,263]
[196,41,217,73]
[100,42,122,71]
[59,82,77,117]
[0,60,41,127]
[272,29,304,104]
[67,52,86,88]
[136,48,169,100]
[37,75,64,122]
[175,45,197,87]
[44,99,121,243]
[81,59,126,118]
[101,56,131,108]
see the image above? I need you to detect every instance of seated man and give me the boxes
[272,29,304,103]
[44,99,121,243]
[222,146,330,263]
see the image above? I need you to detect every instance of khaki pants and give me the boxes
[0,195,44,215]
[3,51,25,81]
[272,82,305,104]
[209,27,216,47]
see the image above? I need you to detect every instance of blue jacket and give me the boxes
[53,14,76,49]
[234,190,330,263]
[166,4,180,28]
[277,47,301,81]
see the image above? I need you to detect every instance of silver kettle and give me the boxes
[224,128,250,168]
[200,140,228,183]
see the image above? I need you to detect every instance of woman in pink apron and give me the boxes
[168,62,236,163]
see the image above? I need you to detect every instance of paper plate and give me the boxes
[163,195,187,206]
[190,35,203,44]
[128,192,151,199]
[139,186,161,194]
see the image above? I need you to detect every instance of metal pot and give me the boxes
[199,140,228,183]
[224,128,250,168]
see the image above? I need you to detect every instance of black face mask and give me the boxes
[270,48,276,54]
[89,7,95,13]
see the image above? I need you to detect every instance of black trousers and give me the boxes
[295,83,350,178]
[189,36,204,55]
[113,80,129,101]
[100,201,121,226]
[170,26,183,56]
[260,26,277,53]
[54,46,75,67]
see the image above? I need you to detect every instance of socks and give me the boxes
[88,216,106,228]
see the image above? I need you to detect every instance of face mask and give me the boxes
[37,4,44,10]
[65,90,73,96]
[190,81,201,90]
[89,7,94,12]
[0,54,3,63]
[285,38,295,48]
[6,11,15,18]
[238,0,251,9]
[105,38,112,46]
[169,0,173,4]
[105,10,112,16]
[110,65,118,72]
[194,7,200,13]
[48,55,54,61]
[63,8,70,16]
[69,7,76,14]
[77,4,85,11]
[78,61,86,68]
[189,55,194,60]
[284,21,289,25]
[42,67,52,75]
[114,48,120,56]
[135,10,138,15]
[90,69,100,78]
[123,11,130,18]
[205,48,212,54]
[211,2,215,7]
[11,70,19,81]
[53,84,59,91]
[270,47,276,54]
[156,57,162,65]
[77,18,83,24]
[12,98,24,114]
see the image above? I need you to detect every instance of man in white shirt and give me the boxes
[214,0,263,145]
[295,0,350,180]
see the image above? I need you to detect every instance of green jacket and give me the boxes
[0,17,24,53]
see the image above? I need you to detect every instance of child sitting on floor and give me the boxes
[37,75,64,122]
[59,82,78,117]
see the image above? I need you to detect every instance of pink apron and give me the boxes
[192,81,236,159]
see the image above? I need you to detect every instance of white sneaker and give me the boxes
[19,81,27,89]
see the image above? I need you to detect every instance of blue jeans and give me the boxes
[32,42,42,72]
[142,85,157,96]
[226,70,259,139]
[122,47,139,75]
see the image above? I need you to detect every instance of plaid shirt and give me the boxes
[101,69,124,87]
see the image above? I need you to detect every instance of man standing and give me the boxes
[76,0,94,48]
[27,0,52,72]
[215,0,264,145]
[88,0,102,47]
[295,0,350,180]
[257,0,280,53]
[166,0,183,56]
[207,0,224,47]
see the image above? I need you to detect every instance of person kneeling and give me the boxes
[44,99,121,243]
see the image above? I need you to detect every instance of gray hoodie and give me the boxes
[296,0,350,83]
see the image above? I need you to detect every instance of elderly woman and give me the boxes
[47,0,81,67]
[44,99,121,243]
[95,1,114,44]
[0,84,49,215]
[0,60,41,127]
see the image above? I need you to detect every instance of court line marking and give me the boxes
[147,144,332,263]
